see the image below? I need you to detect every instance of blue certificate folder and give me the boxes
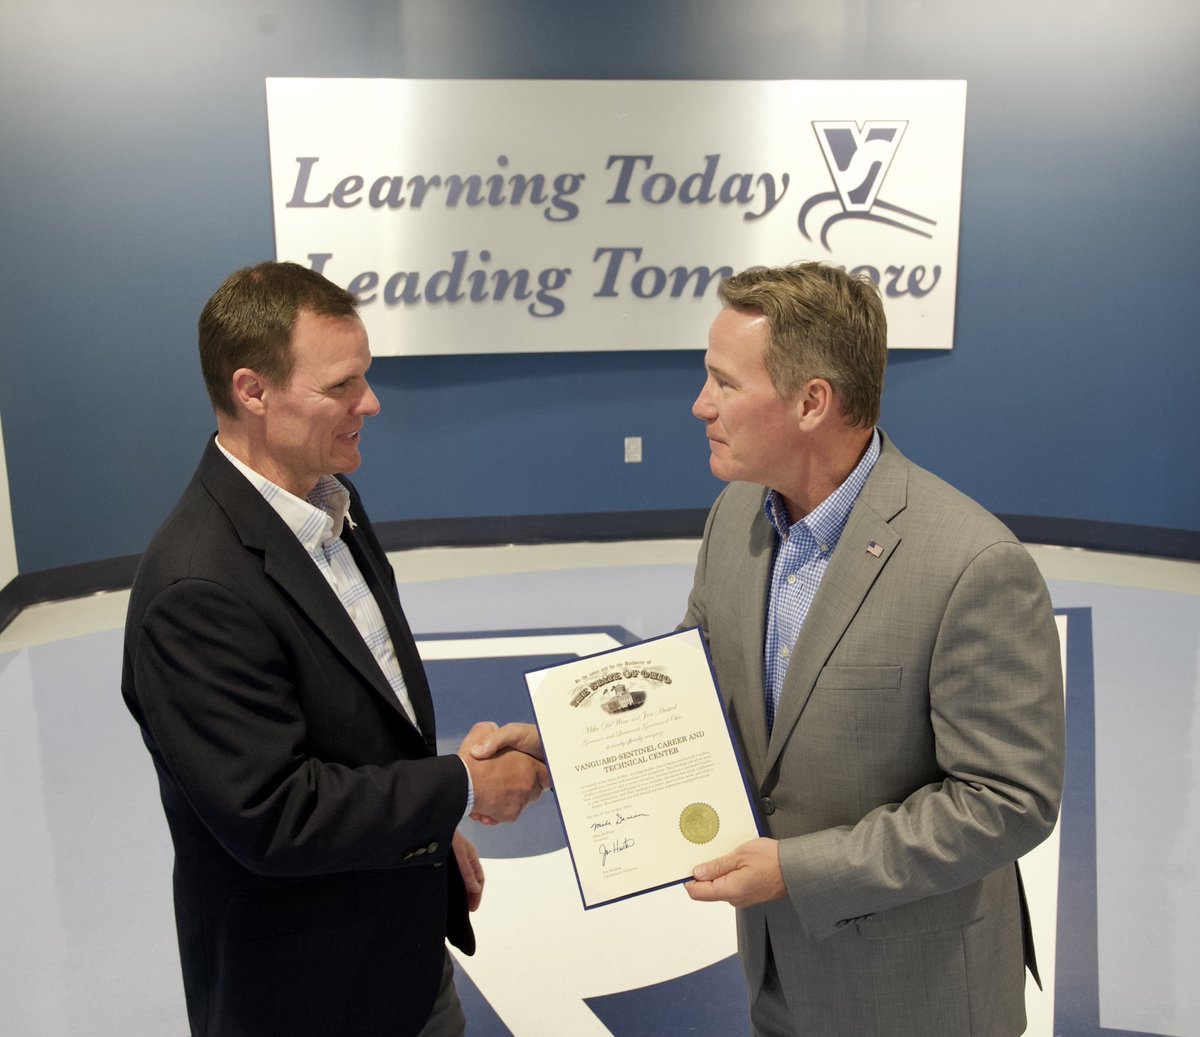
[525,627,762,909]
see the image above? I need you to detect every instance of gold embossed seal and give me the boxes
[679,802,720,844]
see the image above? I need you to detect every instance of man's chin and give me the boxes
[708,457,734,483]
[334,449,363,475]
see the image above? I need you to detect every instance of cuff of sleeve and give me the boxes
[461,756,475,821]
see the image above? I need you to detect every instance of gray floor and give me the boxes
[1,541,1197,1036]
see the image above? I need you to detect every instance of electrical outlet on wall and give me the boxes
[624,436,643,463]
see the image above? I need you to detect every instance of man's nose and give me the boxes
[692,381,715,420]
[359,382,382,416]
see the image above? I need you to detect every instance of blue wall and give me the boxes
[1,0,1197,574]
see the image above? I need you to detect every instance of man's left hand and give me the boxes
[685,837,786,908]
[452,831,485,912]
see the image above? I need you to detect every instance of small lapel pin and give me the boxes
[346,513,357,531]
[866,540,884,558]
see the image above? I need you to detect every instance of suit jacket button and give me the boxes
[760,797,776,815]
[427,841,439,854]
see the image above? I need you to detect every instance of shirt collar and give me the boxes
[215,437,353,550]
[764,428,881,547]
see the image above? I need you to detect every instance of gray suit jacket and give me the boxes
[682,432,1064,1037]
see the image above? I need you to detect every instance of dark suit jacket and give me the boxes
[122,438,473,1037]
[682,432,1065,1037]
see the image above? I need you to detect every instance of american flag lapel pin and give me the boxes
[866,540,884,558]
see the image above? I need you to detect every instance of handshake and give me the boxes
[457,721,549,825]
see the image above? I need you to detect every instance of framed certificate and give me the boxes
[525,627,761,909]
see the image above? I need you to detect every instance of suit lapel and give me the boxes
[764,437,909,775]
[199,441,426,739]
[341,519,439,748]
[260,528,400,707]
[733,504,775,781]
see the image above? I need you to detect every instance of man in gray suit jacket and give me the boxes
[681,263,1065,1036]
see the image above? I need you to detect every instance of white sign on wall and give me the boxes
[266,79,966,355]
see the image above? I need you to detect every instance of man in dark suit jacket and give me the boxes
[681,263,1065,1036]
[122,261,547,1037]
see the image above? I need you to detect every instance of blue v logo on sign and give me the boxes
[799,119,937,252]
[812,121,907,212]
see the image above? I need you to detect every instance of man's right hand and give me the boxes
[457,722,549,823]
[467,721,545,763]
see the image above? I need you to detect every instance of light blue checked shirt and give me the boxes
[763,429,880,731]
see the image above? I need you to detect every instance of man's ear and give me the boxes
[794,377,836,428]
[231,368,267,416]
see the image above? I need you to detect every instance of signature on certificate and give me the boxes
[599,837,636,865]
[590,810,650,832]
